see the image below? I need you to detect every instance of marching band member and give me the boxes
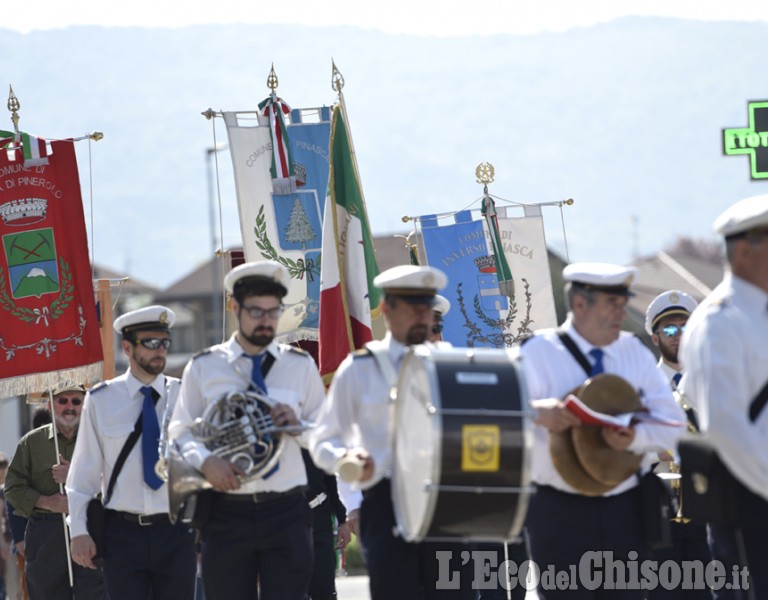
[520,263,686,599]
[66,306,196,600]
[5,384,107,600]
[310,265,474,600]
[646,291,698,394]
[169,260,325,600]
[645,290,712,600]
[427,293,451,343]
[680,195,768,599]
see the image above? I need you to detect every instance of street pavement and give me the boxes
[335,574,539,599]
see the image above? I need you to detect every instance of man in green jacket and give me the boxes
[5,383,106,600]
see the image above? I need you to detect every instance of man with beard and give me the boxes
[645,291,698,393]
[311,265,475,600]
[5,384,107,599]
[169,260,325,600]
[66,306,196,600]
[645,291,712,600]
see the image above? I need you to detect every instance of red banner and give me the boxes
[0,140,103,397]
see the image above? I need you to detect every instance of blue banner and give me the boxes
[422,211,512,348]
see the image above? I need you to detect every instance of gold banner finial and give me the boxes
[475,162,495,185]
[331,60,345,93]
[475,162,495,195]
[8,85,20,134]
[266,64,279,93]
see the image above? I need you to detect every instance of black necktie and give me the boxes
[140,386,163,490]
[588,348,604,376]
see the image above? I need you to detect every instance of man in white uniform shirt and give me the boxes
[680,195,768,599]
[311,265,474,600]
[520,263,686,599]
[645,291,712,600]
[67,305,196,600]
[645,290,698,394]
[169,260,325,600]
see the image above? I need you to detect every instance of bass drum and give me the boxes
[392,345,533,542]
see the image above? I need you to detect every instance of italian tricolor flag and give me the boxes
[318,104,381,381]
[0,130,49,166]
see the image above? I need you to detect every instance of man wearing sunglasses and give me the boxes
[169,260,325,600]
[645,290,698,393]
[66,305,196,600]
[644,290,712,600]
[5,383,107,599]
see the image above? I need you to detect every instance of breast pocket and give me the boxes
[101,422,135,466]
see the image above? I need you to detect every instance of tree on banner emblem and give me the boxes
[0,228,74,325]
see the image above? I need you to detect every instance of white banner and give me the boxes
[223,108,331,341]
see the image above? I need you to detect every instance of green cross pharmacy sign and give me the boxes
[723,100,768,179]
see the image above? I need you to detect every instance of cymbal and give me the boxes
[549,429,614,496]
[571,374,643,487]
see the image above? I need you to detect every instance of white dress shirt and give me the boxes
[657,360,682,391]
[520,317,686,496]
[680,272,768,501]
[66,371,180,537]
[168,334,325,495]
[310,333,406,491]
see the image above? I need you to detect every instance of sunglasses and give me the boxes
[133,338,172,350]
[56,396,82,406]
[659,324,686,338]
[432,323,444,335]
[241,305,284,320]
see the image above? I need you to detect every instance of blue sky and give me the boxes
[6,0,768,35]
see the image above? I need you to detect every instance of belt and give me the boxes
[30,512,64,522]
[220,485,306,504]
[107,510,170,526]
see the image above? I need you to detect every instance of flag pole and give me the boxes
[45,376,75,588]
[331,60,380,319]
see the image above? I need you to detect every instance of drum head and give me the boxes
[392,348,440,541]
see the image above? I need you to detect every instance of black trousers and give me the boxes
[25,514,107,600]
[649,520,712,600]
[359,479,475,600]
[200,492,313,600]
[526,485,650,600]
[708,481,768,600]
[472,541,529,600]
[309,503,338,600]
[103,510,196,600]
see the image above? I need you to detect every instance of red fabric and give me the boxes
[0,140,102,386]
[318,283,373,378]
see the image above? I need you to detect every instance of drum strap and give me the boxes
[557,330,592,377]
[366,344,400,401]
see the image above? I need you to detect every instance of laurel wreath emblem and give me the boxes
[457,278,534,348]
[253,205,321,279]
[0,256,74,325]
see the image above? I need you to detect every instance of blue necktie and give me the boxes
[140,386,163,490]
[244,353,268,394]
[588,348,604,376]
[672,372,682,388]
[243,353,278,478]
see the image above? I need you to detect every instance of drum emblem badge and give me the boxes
[461,425,500,472]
